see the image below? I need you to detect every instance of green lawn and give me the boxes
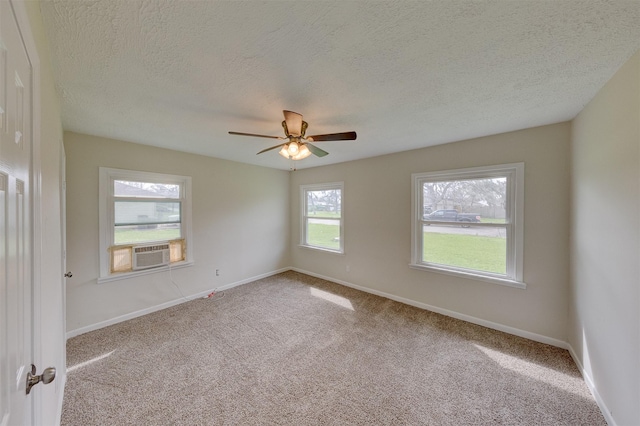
[423,232,506,274]
[307,223,340,250]
[306,224,504,272]
[480,217,507,224]
[115,228,180,244]
[307,211,341,218]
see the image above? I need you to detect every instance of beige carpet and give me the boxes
[62,271,605,425]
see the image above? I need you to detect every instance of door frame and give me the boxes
[10,1,44,424]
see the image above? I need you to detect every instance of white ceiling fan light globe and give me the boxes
[287,141,299,155]
[278,145,290,159]
[292,144,311,160]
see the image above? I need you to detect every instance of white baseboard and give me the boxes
[291,267,568,349]
[66,267,290,338]
[567,345,616,426]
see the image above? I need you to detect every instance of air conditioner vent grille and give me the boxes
[134,244,170,253]
[133,243,170,270]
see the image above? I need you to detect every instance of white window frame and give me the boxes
[300,182,344,254]
[98,167,193,282]
[410,163,525,288]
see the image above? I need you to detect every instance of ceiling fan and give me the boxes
[229,110,357,160]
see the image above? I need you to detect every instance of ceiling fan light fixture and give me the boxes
[229,110,356,161]
[278,145,290,159]
[292,144,311,160]
[287,141,299,155]
[278,142,312,160]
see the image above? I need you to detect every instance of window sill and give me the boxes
[98,260,194,284]
[298,244,344,255]
[409,263,526,289]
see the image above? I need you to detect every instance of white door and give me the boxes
[60,143,67,374]
[0,1,35,424]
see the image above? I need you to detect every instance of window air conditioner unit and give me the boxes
[133,243,170,270]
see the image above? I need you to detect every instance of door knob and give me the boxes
[26,364,56,395]
[64,271,73,278]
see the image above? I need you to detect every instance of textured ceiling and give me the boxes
[41,0,640,170]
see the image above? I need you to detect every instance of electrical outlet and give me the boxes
[215,269,220,276]
[346,265,350,272]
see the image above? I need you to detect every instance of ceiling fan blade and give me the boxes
[305,143,329,157]
[229,131,283,139]
[256,143,286,155]
[283,110,303,136]
[307,131,357,142]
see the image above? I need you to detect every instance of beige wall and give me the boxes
[64,132,291,332]
[291,122,571,342]
[570,51,639,425]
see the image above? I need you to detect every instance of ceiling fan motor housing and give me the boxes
[282,120,308,138]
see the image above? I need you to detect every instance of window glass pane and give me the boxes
[307,189,341,218]
[422,177,506,222]
[422,224,506,275]
[306,218,340,250]
[114,201,180,225]
[114,224,181,245]
[114,180,180,198]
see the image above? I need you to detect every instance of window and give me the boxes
[99,168,193,281]
[301,182,344,253]
[410,163,524,287]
